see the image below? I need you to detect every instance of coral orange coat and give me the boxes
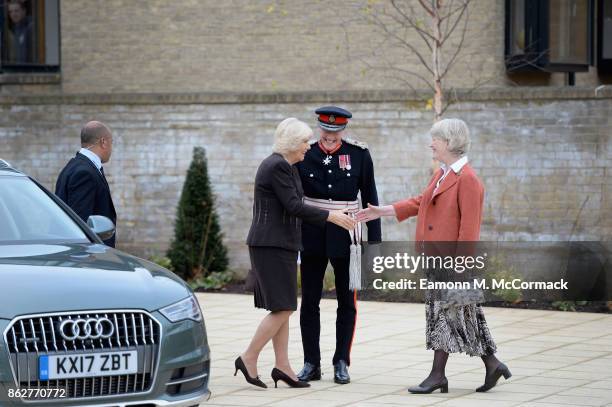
[392,164,484,242]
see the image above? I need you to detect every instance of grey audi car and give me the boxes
[0,160,210,406]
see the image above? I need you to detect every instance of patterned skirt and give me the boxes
[425,300,497,356]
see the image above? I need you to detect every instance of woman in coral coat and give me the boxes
[357,118,511,394]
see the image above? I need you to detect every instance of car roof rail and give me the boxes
[0,159,12,169]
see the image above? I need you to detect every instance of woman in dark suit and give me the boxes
[357,118,511,394]
[235,118,356,389]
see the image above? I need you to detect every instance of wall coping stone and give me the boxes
[0,73,61,85]
[1,86,611,105]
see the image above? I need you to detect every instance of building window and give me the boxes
[506,0,593,72]
[549,0,591,65]
[1,0,60,72]
[508,0,527,56]
[598,0,612,73]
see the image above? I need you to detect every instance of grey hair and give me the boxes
[80,121,111,147]
[273,118,313,155]
[430,118,471,157]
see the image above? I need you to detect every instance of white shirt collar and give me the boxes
[441,156,468,174]
[79,148,103,171]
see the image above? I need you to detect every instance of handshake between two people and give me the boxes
[326,204,395,231]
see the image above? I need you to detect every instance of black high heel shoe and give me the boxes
[271,368,311,388]
[408,377,448,394]
[234,356,267,388]
[476,363,512,392]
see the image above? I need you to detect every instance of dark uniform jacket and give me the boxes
[246,153,328,251]
[296,140,382,257]
[55,152,117,247]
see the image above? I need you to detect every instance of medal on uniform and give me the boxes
[339,154,351,171]
[318,139,342,166]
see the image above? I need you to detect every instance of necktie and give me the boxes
[100,167,109,186]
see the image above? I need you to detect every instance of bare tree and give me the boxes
[346,0,480,121]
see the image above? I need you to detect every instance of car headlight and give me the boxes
[160,295,202,323]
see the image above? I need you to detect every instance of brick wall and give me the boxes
[1,88,610,275]
[43,0,600,95]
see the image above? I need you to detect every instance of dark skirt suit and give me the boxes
[246,153,328,311]
[392,163,497,356]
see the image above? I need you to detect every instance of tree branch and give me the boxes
[440,6,469,78]
[364,8,435,75]
[419,0,435,16]
[440,0,471,22]
[376,63,436,92]
[389,0,436,49]
[442,0,456,35]
[440,70,498,115]
[441,0,470,46]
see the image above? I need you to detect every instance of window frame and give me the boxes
[0,0,61,74]
[597,0,612,73]
[505,0,594,73]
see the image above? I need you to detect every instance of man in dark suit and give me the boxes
[296,106,382,384]
[55,121,117,247]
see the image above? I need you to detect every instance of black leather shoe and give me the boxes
[408,377,448,394]
[297,362,321,382]
[234,356,267,388]
[333,360,350,384]
[271,368,311,388]
[476,363,512,392]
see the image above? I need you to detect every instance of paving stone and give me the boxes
[196,293,612,407]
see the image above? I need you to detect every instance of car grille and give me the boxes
[3,310,161,402]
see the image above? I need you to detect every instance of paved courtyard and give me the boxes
[196,293,612,407]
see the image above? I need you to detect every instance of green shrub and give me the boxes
[148,255,173,271]
[189,271,234,290]
[485,255,522,303]
[297,266,336,291]
[167,147,229,281]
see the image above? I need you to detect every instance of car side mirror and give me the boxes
[87,215,116,241]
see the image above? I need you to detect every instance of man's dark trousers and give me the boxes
[300,254,356,366]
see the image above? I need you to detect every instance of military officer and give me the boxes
[296,106,381,384]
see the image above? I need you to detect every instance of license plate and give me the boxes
[39,351,137,380]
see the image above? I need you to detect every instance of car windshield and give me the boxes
[0,176,90,244]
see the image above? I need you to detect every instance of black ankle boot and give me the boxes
[476,363,511,392]
[408,377,448,394]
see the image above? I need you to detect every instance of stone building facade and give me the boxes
[1,1,610,274]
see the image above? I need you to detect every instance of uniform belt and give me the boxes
[303,197,359,211]
[303,196,362,291]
